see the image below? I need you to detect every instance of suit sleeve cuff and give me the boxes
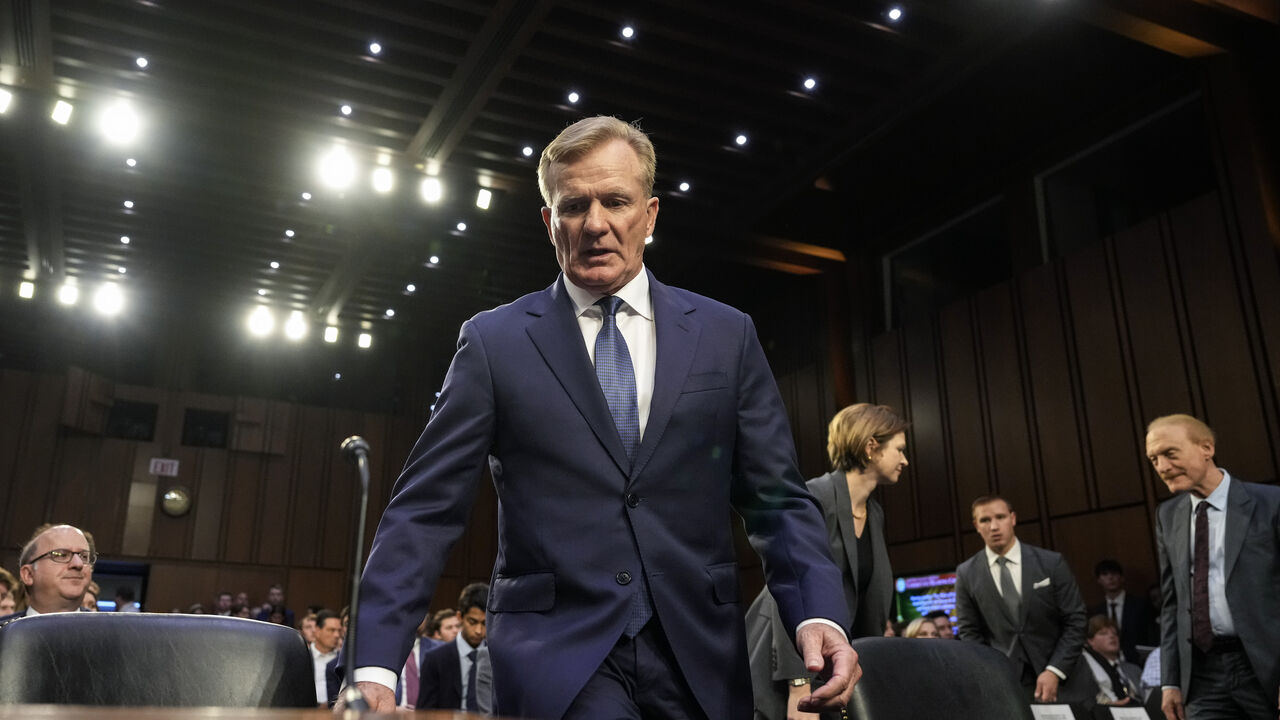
[1045,665,1066,681]
[795,618,848,643]
[353,667,398,692]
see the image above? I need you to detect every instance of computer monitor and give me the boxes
[892,570,957,624]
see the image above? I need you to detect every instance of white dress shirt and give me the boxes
[1189,470,1236,637]
[310,643,338,704]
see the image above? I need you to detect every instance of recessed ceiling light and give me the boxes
[51,100,73,125]
[421,177,443,203]
[257,289,267,296]
[0,89,12,114]
[475,188,492,210]
[888,5,903,22]
[120,235,131,244]
[385,308,395,318]
[522,146,534,157]
[301,192,312,201]
[99,101,141,145]
[117,266,127,274]
[429,255,440,265]
[93,283,124,315]
[18,281,34,299]
[125,158,137,167]
[679,181,690,192]
[803,77,817,91]
[340,104,352,116]
[735,134,748,146]
[357,332,372,349]
[247,306,274,336]
[284,310,307,340]
[58,283,79,305]
[324,325,339,343]
[567,91,580,104]
[333,372,342,380]
[285,229,295,238]
[368,41,382,55]
[456,222,467,232]
[123,200,134,208]
[269,261,280,269]
[406,283,416,293]
[135,57,148,69]
[318,145,355,189]
[372,166,394,193]
[621,26,635,39]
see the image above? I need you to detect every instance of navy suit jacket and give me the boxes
[1155,475,1280,701]
[416,639,465,710]
[354,271,848,720]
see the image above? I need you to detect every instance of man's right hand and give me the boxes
[786,682,819,720]
[1161,687,1186,720]
[333,682,396,714]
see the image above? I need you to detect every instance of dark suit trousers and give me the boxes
[1186,647,1274,720]
[563,620,708,720]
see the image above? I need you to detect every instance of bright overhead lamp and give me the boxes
[735,134,748,146]
[269,261,279,269]
[456,222,467,232]
[567,91,580,104]
[125,158,137,167]
[621,26,635,39]
[368,41,382,55]
[247,306,274,336]
[18,281,34,299]
[384,308,395,318]
[135,57,149,68]
[318,146,356,189]
[301,192,312,201]
[93,283,124,316]
[475,188,492,210]
[99,101,142,145]
[51,100,73,125]
[887,6,903,22]
[284,310,308,340]
[324,325,339,343]
[285,229,295,238]
[679,181,690,192]
[257,289,267,296]
[372,166,394,193]
[123,200,134,209]
[120,235,130,244]
[58,282,79,305]
[0,89,13,114]
[421,177,443,203]
[428,255,440,265]
[117,266,126,274]
[357,332,372,349]
[521,146,534,157]
[406,283,416,293]
[803,77,817,91]
[340,104,352,116]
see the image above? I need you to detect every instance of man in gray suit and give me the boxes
[955,495,1087,703]
[1148,414,1280,720]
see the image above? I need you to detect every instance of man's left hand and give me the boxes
[1033,670,1060,702]
[794,623,860,713]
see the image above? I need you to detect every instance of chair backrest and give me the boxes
[845,637,1034,720]
[0,613,315,707]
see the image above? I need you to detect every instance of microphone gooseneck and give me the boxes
[338,435,372,712]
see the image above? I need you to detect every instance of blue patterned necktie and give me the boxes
[594,296,640,462]
[594,296,651,636]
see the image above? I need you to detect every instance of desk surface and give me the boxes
[0,708,497,719]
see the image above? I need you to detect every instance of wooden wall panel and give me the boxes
[288,405,331,568]
[190,450,228,561]
[938,304,991,514]
[1062,244,1145,508]
[975,287,1039,520]
[222,454,264,564]
[1018,265,1089,515]
[887,536,957,576]
[144,561,218,614]
[1169,194,1276,482]
[321,410,363,569]
[87,439,136,550]
[255,455,294,566]
[287,567,346,616]
[871,332,914,542]
[1051,506,1158,608]
[902,318,953,538]
[4,373,64,547]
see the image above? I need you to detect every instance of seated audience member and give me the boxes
[310,609,343,706]
[416,583,488,711]
[883,619,898,637]
[254,584,295,627]
[1140,646,1160,702]
[114,586,139,612]
[299,612,318,645]
[81,581,100,611]
[925,609,955,638]
[187,602,206,614]
[1078,615,1142,706]
[1,524,96,623]
[234,590,250,608]
[267,604,288,625]
[0,567,18,615]
[428,607,460,645]
[1088,559,1154,663]
[213,590,234,616]
[902,617,941,638]
[398,610,449,710]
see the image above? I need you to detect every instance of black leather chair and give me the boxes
[0,613,315,707]
[844,637,1035,720]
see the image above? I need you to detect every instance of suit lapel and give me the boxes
[629,273,698,480]
[1019,545,1044,626]
[973,553,1015,628]
[1169,495,1191,580]
[830,472,861,588]
[1223,477,1253,582]
[525,278,631,474]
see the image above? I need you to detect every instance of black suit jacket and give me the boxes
[416,639,467,711]
[1088,593,1154,662]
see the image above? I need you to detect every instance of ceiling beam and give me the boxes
[1075,0,1279,57]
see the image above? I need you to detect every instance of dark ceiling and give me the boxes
[0,0,1275,406]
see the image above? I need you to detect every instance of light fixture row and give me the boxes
[16,279,126,316]
[245,306,373,348]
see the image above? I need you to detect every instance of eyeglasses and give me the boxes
[26,548,97,566]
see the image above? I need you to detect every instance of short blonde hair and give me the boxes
[827,403,909,472]
[903,617,933,638]
[1147,414,1215,445]
[537,116,656,206]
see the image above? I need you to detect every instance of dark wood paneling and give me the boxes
[902,318,953,538]
[872,331,914,542]
[975,286,1039,520]
[1018,264,1089,515]
[887,536,957,576]
[4,373,64,547]
[1063,243,1145,508]
[256,455,294,566]
[288,406,331,568]
[1051,505,1158,608]
[939,303,991,512]
[222,453,265,564]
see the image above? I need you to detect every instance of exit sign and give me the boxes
[149,458,180,477]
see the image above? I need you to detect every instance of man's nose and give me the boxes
[583,201,607,234]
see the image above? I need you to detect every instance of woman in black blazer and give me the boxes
[747,403,910,720]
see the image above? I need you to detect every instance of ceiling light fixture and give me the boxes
[735,134,748,146]
[887,6,903,22]
[117,266,126,274]
[803,77,817,91]
[522,146,534,157]
[368,41,382,55]
[340,104,352,116]
[123,200,134,209]
[51,100,73,125]
[372,166,394,193]
[645,235,654,245]
[406,283,416,293]
[58,282,79,305]
[18,281,34,299]
[318,145,355,189]
[428,255,440,265]
[247,306,274,337]
[126,158,137,167]
[456,222,467,232]
[93,283,125,315]
[567,91,580,104]
[120,235,130,244]
[324,325,339,343]
[357,332,372,349]
[476,188,492,210]
[621,26,635,39]
[269,261,280,269]
[679,181,690,192]
[257,289,267,296]
[285,229,295,238]
[301,192,312,201]
[385,308,395,318]
[0,89,12,114]
[284,310,307,340]
[421,177,443,203]
[135,57,148,69]
[99,101,142,145]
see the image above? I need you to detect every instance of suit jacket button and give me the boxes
[625,493,640,508]
[616,571,632,585]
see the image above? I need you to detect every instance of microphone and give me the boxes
[337,435,372,712]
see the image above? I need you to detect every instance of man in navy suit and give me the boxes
[416,583,487,711]
[347,116,858,719]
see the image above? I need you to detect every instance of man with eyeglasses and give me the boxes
[0,524,96,624]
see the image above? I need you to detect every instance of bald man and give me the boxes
[0,524,96,625]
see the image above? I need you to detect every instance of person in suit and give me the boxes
[1077,615,1143,706]
[415,583,488,711]
[747,403,908,720]
[955,496,1087,703]
[1088,559,1155,663]
[0,523,96,625]
[1147,413,1280,720]
[395,610,446,709]
[346,116,858,720]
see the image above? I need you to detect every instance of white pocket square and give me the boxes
[1033,578,1051,589]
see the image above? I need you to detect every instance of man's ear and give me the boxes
[18,564,33,587]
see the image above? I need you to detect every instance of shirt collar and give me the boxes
[984,538,1021,568]
[455,629,483,655]
[562,267,652,321]
[1192,468,1231,512]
